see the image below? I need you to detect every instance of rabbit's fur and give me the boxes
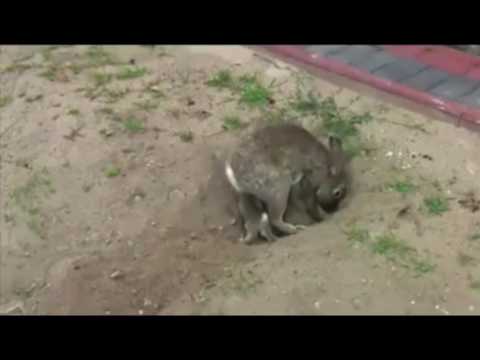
[225,124,349,243]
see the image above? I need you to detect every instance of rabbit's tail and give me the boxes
[225,161,242,192]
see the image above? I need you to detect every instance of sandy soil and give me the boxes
[1,45,480,315]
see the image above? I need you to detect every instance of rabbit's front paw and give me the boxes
[239,234,255,244]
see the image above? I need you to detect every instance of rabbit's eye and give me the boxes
[332,187,344,198]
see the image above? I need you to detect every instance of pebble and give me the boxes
[314,301,321,309]
[138,309,144,315]
[0,301,25,315]
[352,298,361,309]
[469,305,475,312]
[110,270,124,280]
[410,300,416,305]
[105,311,111,315]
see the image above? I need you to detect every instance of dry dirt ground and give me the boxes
[1,45,480,315]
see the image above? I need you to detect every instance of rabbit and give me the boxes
[225,123,349,243]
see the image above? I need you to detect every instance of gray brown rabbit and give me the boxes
[225,123,349,243]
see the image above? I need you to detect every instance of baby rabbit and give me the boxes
[225,124,349,243]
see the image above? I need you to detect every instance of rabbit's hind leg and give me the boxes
[238,193,277,243]
[265,178,307,235]
[258,212,277,242]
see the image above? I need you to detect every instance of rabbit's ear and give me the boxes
[328,135,350,171]
[329,165,338,176]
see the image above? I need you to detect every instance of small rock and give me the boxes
[99,128,115,137]
[82,183,93,193]
[169,189,185,202]
[110,270,124,280]
[190,232,198,240]
[469,305,475,312]
[410,300,416,305]
[314,301,321,309]
[138,309,144,315]
[229,218,237,226]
